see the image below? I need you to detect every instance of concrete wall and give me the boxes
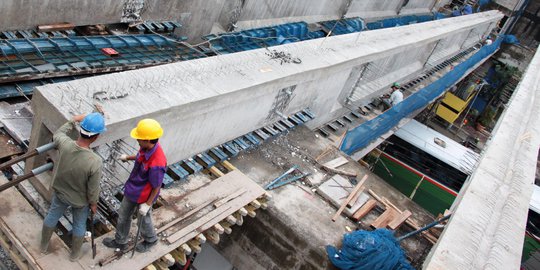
[231,0,347,30]
[0,0,447,41]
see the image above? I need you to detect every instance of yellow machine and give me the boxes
[436,82,478,125]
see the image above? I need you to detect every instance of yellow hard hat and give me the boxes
[130,119,163,140]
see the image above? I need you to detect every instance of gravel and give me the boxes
[0,245,19,270]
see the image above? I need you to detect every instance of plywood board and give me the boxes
[322,156,348,169]
[88,170,265,269]
[388,210,412,230]
[371,208,399,228]
[352,199,378,221]
[316,175,369,216]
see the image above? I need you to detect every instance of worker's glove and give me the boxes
[139,203,151,216]
[119,154,129,162]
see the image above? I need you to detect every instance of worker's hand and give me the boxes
[139,203,151,216]
[72,114,86,122]
[119,154,129,162]
[90,203,97,214]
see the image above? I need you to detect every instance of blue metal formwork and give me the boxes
[0,34,205,86]
[320,18,365,35]
[340,38,504,155]
[204,22,322,54]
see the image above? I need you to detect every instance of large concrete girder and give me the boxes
[423,46,540,270]
[28,11,503,171]
[0,0,451,41]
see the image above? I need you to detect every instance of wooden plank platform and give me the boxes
[0,175,84,270]
[84,170,265,269]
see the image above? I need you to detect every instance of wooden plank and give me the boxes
[93,170,266,269]
[352,199,377,221]
[322,156,348,169]
[388,210,412,230]
[166,206,232,243]
[220,161,237,171]
[368,189,437,243]
[371,208,398,228]
[213,188,246,208]
[208,166,225,177]
[332,175,368,221]
[0,175,81,270]
[37,22,75,32]
[347,187,365,208]
[320,165,357,177]
[156,198,218,234]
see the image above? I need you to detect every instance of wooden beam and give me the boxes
[221,160,237,171]
[213,188,246,208]
[157,198,217,234]
[213,223,225,234]
[225,215,237,225]
[347,186,366,208]
[244,205,257,218]
[187,239,202,253]
[322,156,348,169]
[37,22,75,32]
[388,210,412,230]
[166,206,232,244]
[352,199,377,221]
[368,189,437,243]
[208,166,225,177]
[219,221,233,234]
[233,211,243,225]
[238,207,248,216]
[321,165,357,177]
[332,175,368,221]
[371,208,399,228]
[159,254,175,267]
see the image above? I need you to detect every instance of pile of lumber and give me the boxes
[98,170,269,269]
[329,175,439,243]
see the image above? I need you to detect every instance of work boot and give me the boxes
[40,225,55,254]
[135,240,157,253]
[69,236,84,262]
[102,237,127,251]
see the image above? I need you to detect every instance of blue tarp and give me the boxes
[326,229,413,270]
[340,37,504,155]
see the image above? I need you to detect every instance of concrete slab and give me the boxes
[217,125,439,269]
[0,101,32,146]
[316,175,370,216]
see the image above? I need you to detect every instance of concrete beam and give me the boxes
[29,11,503,170]
[424,45,540,270]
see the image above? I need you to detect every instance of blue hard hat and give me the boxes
[80,113,106,136]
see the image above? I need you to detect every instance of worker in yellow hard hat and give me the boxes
[103,119,167,253]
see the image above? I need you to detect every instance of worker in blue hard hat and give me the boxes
[40,112,106,261]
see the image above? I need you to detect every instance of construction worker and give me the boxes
[381,82,404,110]
[40,113,106,261]
[103,119,167,253]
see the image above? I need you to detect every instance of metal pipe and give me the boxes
[0,162,53,192]
[0,142,55,171]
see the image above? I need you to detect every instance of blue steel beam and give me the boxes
[0,35,174,56]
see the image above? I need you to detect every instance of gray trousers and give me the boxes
[114,197,157,245]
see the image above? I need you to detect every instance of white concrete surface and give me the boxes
[424,45,540,270]
[29,11,503,170]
